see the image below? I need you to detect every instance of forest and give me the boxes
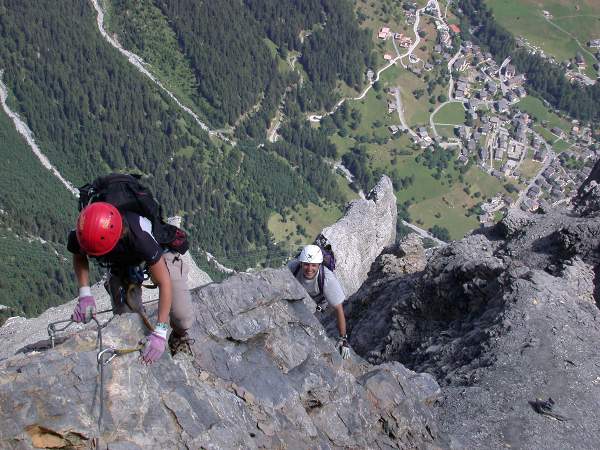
[0,0,373,318]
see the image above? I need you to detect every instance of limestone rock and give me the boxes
[378,233,427,276]
[320,175,397,297]
[498,208,533,238]
[0,268,444,449]
[574,159,600,216]
[344,196,600,449]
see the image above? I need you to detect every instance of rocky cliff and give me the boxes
[0,177,449,449]
[341,164,600,449]
[7,164,600,449]
[320,175,397,297]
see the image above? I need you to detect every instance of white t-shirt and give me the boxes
[288,260,345,308]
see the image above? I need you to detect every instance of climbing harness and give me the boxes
[121,283,155,332]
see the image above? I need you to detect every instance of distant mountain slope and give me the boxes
[0,0,375,317]
[107,0,278,127]
[106,0,374,125]
[0,106,75,319]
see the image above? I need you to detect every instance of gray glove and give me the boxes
[337,335,351,360]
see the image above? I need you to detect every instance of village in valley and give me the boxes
[369,0,599,227]
[282,0,600,245]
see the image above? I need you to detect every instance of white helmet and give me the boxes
[298,245,323,264]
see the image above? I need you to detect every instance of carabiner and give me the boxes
[97,347,117,366]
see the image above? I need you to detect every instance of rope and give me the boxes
[47,298,159,349]
[46,303,154,447]
[94,315,142,447]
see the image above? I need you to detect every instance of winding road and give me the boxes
[429,44,461,138]
[429,99,464,138]
[310,1,432,121]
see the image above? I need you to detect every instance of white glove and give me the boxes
[337,335,351,360]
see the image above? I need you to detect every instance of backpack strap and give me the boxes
[318,266,325,295]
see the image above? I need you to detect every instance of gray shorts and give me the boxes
[105,251,193,335]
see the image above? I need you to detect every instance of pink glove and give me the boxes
[141,330,167,364]
[72,295,96,323]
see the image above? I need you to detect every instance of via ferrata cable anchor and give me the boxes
[47,319,74,348]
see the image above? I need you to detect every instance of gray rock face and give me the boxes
[344,201,600,449]
[0,268,444,449]
[319,234,427,363]
[574,159,600,216]
[379,233,427,276]
[321,175,397,297]
[498,208,533,238]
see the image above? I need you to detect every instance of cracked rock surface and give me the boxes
[340,162,600,449]
[0,269,444,449]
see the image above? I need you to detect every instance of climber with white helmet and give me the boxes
[288,244,350,359]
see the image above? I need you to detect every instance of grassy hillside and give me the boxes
[486,0,600,78]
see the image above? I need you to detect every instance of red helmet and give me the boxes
[76,202,123,256]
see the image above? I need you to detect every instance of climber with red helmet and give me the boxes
[67,201,194,365]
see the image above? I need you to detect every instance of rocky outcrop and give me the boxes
[0,178,426,449]
[0,268,444,449]
[10,167,600,449]
[321,175,397,297]
[574,159,600,216]
[343,196,600,448]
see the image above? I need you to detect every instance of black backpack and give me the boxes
[293,235,336,294]
[78,173,189,254]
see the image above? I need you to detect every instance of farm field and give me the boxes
[486,0,600,78]
[355,0,411,46]
[407,166,514,240]
[435,124,457,139]
[519,157,543,179]
[552,139,572,152]
[380,65,433,127]
[268,201,343,249]
[433,102,466,125]
[517,96,571,131]
[352,89,396,137]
